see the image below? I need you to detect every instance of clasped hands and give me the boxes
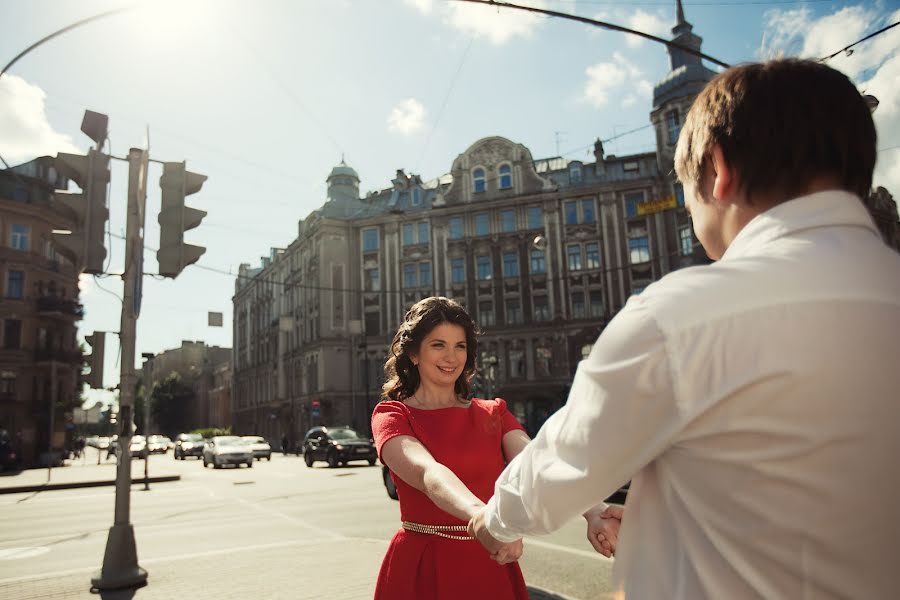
[467,504,623,564]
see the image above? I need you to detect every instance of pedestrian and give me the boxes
[469,58,900,599]
[281,433,289,455]
[371,296,531,599]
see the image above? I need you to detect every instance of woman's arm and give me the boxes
[381,434,484,521]
[501,429,531,463]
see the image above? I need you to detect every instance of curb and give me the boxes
[0,475,181,494]
[527,585,580,600]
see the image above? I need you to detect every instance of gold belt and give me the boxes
[402,521,475,541]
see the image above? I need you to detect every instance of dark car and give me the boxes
[173,433,205,460]
[302,426,376,468]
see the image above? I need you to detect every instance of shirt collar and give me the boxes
[720,190,881,261]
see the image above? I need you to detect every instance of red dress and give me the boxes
[371,398,529,600]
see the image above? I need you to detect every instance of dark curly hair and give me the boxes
[381,297,479,402]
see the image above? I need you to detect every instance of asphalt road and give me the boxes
[0,449,614,599]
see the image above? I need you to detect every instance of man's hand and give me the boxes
[468,508,524,564]
[584,504,624,558]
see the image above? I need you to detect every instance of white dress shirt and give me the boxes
[484,191,900,599]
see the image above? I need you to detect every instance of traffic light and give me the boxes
[84,331,106,389]
[157,161,207,278]
[52,148,110,274]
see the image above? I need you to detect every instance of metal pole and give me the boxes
[142,357,152,491]
[92,148,148,591]
[47,361,57,481]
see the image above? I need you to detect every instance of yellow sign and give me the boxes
[637,195,677,216]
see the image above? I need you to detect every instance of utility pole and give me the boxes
[92,147,149,591]
[141,353,154,492]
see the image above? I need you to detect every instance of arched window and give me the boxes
[499,164,512,189]
[473,168,486,193]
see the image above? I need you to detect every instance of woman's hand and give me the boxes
[584,504,623,558]
[490,538,524,565]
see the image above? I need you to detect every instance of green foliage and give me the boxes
[191,426,232,439]
[151,372,194,438]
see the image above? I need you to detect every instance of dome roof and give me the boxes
[327,160,359,182]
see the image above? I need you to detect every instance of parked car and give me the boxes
[147,435,171,454]
[241,436,272,461]
[129,435,149,459]
[203,436,253,469]
[173,433,205,460]
[302,426,377,468]
[382,465,398,500]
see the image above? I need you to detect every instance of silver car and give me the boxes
[202,436,253,469]
[241,436,272,461]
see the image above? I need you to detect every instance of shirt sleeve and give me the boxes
[483,298,683,543]
[495,398,526,435]
[371,401,415,459]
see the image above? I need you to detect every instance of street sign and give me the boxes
[637,195,677,216]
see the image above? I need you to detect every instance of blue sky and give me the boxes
[1,0,898,407]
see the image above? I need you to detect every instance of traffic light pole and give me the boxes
[92,148,148,591]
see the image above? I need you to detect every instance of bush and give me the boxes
[191,427,232,439]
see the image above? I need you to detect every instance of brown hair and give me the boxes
[675,58,876,202]
[381,297,479,402]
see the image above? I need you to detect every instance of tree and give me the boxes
[150,372,194,438]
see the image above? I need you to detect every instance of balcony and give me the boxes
[35,296,84,320]
[34,347,84,365]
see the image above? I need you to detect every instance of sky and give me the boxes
[1,0,898,408]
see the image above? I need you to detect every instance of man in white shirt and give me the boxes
[469,59,900,599]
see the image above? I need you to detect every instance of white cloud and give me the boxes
[0,75,80,165]
[759,5,900,196]
[582,53,648,109]
[444,0,546,45]
[387,98,427,135]
[404,0,433,15]
[625,9,671,48]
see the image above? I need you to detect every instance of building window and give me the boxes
[564,200,578,225]
[364,268,380,292]
[674,182,685,207]
[526,206,543,230]
[3,319,22,350]
[502,252,519,278]
[530,249,545,274]
[0,372,15,396]
[581,344,593,360]
[412,188,422,206]
[365,311,381,336]
[567,244,582,271]
[5,270,24,299]
[569,163,582,183]
[474,213,490,236]
[476,255,492,280]
[509,349,525,378]
[585,242,600,269]
[590,290,604,317]
[533,296,550,321]
[448,216,463,240]
[572,291,585,319]
[500,209,516,233]
[624,191,645,218]
[536,346,552,376]
[623,161,639,172]
[499,164,512,189]
[450,258,465,284]
[418,222,429,245]
[629,237,650,264]
[362,228,379,251]
[402,223,414,246]
[666,109,681,145]
[478,301,495,327]
[505,299,522,324]
[419,262,432,287]
[679,226,693,256]
[473,168,486,193]
[581,199,595,223]
[403,263,416,288]
[10,224,29,251]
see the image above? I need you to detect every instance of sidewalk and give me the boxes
[0,537,577,600]
[0,456,180,494]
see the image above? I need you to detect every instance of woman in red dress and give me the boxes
[371,296,531,600]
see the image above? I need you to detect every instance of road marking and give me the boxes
[236,498,344,539]
[525,538,613,563]
[0,547,51,560]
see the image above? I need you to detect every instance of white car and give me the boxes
[241,436,272,461]
[203,436,253,469]
[129,435,149,459]
[147,435,171,454]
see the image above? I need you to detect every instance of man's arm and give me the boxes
[482,299,683,543]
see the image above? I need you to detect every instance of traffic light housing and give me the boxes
[158,161,207,278]
[84,331,106,389]
[52,149,110,274]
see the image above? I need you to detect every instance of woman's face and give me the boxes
[410,322,468,391]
